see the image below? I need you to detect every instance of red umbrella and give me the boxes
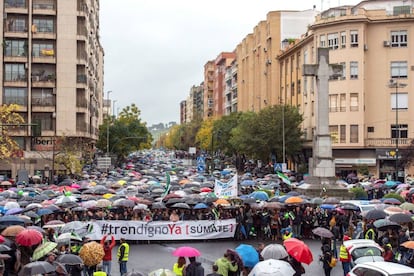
[16,229,43,246]
[283,238,313,265]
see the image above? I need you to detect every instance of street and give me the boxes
[108,239,345,276]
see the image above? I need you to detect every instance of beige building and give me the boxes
[0,0,104,179]
[278,0,414,180]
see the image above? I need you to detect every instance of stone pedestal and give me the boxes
[297,176,352,199]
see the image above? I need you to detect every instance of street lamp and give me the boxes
[388,79,407,181]
[106,90,112,156]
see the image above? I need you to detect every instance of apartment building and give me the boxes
[0,0,104,179]
[278,0,414,180]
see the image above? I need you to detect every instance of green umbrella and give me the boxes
[32,241,57,261]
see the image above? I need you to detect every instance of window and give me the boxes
[5,0,26,8]
[32,42,54,57]
[350,61,358,79]
[3,87,27,105]
[340,94,346,112]
[32,113,54,131]
[330,125,339,143]
[391,124,408,139]
[393,5,411,15]
[391,61,407,78]
[340,125,346,143]
[367,126,374,133]
[291,82,295,96]
[320,35,326,47]
[33,18,54,33]
[340,62,346,80]
[391,92,408,110]
[350,30,358,47]
[329,94,338,112]
[32,89,54,106]
[297,80,301,95]
[303,77,308,96]
[4,64,26,81]
[391,30,407,47]
[328,33,339,49]
[350,125,359,143]
[4,40,27,57]
[311,100,314,116]
[341,32,346,48]
[350,93,359,111]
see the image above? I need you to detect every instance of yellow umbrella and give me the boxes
[117,179,127,185]
[89,181,97,186]
[102,193,114,199]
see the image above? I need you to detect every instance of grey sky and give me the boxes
[100,0,360,126]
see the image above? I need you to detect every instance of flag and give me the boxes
[277,171,291,185]
[162,172,171,199]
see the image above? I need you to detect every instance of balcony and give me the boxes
[5,0,28,13]
[33,1,56,15]
[365,138,412,147]
[31,75,56,88]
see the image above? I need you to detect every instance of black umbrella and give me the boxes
[312,227,334,238]
[364,209,387,220]
[57,253,83,265]
[373,219,401,231]
[18,261,56,276]
[339,203,359,211]
[389,213,412,224]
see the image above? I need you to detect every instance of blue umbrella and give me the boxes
[385,180,397,188]
[240,180,255,186]
[5,208,23,215]
[249,191,269,201]
[320,204,335,210]
[235,244,259,268]
[193,203,208,209]
[0,215,25,226]
[37,209,54,216]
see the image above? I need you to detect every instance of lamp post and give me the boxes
[389,79,407,181]
[106,90,112,156]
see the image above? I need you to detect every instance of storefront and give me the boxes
[376,149,403,181]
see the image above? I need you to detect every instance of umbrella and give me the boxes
[284,196,303,204]
[32,241,58,261]
[364,209,387,220]
[4,202,20,210]
[323,197,340,204]
[249,191,269,201]
[283,238,313,265]
[57,253,83,265]
[55,232,83,244]
[95,199,111,208]
[311,197,323,205]
[15,229,43,246]
[18,261,56,276]
[312,227,334,239]
[171,202,191,209]
[37,208,54,216]
[263,202,283,209]
[261,244,289,260]
[126,271,145,276]
[43,220,65,229]
[0,244,11,252]
[248,259,295,276]
[383,198,402,205]
[214,198,230,206]
[235,244,260,268]
[389,213,412,224]
[193,203,208,209]
[339,203,359,211]
[402,241,414,250]
[172,246,201,257]
[60,221,85,233]
[149,268,176,276]
[373,219,401,231]
[27,225,46,234]
[0,215,25,226]
[400,202,414,211]
[1,225,25,236]
[55,195,78,205]
[151,202,167,209]
[5,207,23,215]
[113,199,135,208]
[79,241,105,266]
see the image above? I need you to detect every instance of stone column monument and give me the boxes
[302,48,349,198]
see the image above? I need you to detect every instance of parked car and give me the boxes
[344,239,384,267]
[347,261,414,276]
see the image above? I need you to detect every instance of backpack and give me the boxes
[329,256,337,268]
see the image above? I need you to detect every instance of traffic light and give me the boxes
[32,120,42,137]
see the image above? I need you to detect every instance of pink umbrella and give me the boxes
[172,246,201,257]
[16,229,43,246]
[71,184,80,189]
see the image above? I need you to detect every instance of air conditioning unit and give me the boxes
[263,47,268,52]
[383,41,391,47]
[364,44,368,51]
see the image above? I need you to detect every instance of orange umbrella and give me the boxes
[402,241,414,250]
[1,225,25,237]
[214,198,230,206]
[79,241,104,266]
[285,196,303,204]
[179,179,190,185]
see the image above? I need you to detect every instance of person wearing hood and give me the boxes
[185,256,204,276]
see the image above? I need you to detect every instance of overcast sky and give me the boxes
[100,0,361,126]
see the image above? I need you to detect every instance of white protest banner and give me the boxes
[86,219,236,241]
[214,174,238,198]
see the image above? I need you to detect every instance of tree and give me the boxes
[195,118,213,151]
[96,104,152,164]
[213,112,243,155]
[53,136,84,175]
[0,104,24,160]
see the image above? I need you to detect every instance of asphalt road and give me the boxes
[108,239,345,276]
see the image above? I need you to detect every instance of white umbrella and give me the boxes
[55,196,77,205]
[248,259,295,276]
[261,244,289,260]
[60,221,85,234]
[5,201,20,210]
[55,232,82,244]
[133,204,148,211]
[149,269,176,276]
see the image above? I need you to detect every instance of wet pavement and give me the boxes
[109,238,345,276]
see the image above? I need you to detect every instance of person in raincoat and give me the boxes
[214,253,238,276]
[173,257,186,276]
[185,257,204,276]
[100,235,115,276]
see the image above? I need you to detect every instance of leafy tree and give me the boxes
[97,104,152,164]
[213,112,243,155]
[195,118,213,151]
[54,137,83,175]
[0,104,24,159]
[350,187,368,200]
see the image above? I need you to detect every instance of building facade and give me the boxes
[0,0,104,179]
